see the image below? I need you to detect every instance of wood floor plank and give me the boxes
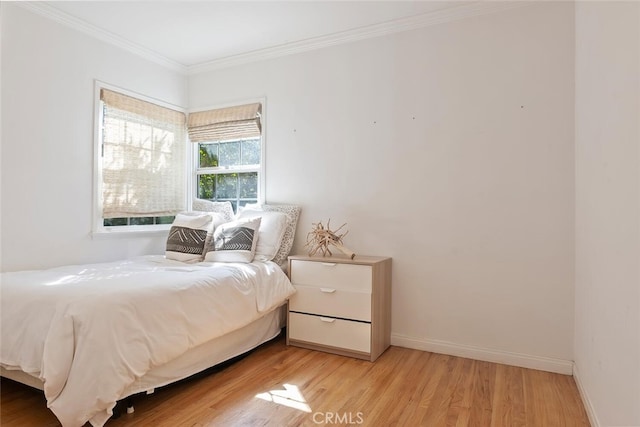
[0,334,591,427]
[450,358,476,427]
[359,348,425,426]
[420,354,467,426]
[384,350,435,426]
[491,364,526,427]
[468,360,496,426]
[418,352,451,409]
[554,373,591,426]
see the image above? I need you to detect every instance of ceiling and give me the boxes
[32,1,472,71]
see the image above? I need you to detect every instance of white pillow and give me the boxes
[204,217,261,263]
[192,199,234,222]
[243,204,301,266]
[236,210,288,262]
[166,212,215,263]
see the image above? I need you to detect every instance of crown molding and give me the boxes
[16,1,530,77]
[16,2,188,74]
[187,1,530,75]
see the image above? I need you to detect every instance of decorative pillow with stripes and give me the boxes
[166,213,215,263]
[204,217,261,263]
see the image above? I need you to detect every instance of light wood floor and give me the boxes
[1,333,589,426]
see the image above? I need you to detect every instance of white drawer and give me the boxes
[289,284,371,321]
[290,260,372,292]
[289,312,371,354]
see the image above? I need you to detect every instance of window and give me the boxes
[188,102,263,213]
[95,84,187,231]
[195,138,260,212]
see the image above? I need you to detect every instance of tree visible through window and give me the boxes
[196,138,261,213]
[188,102,263,213]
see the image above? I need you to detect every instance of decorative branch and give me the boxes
[305,219,355,259]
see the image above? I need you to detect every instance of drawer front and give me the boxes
[289,285,371,321]
[289,312,371,353]
[290,260,372,292]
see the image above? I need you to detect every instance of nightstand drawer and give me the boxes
[289,285,371,321]
[290,260,372,292]
[288,312,371,353]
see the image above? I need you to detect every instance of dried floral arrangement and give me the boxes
[305,219,355,259]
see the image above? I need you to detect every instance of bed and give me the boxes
[0,202,301,427]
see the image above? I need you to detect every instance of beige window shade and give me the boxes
[100,89,187,218]
[188,102,262,142]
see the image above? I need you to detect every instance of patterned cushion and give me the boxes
[204,217,261,263]
[165,213,214,263]
[236,210,288,262]
[243,204,301,266]
[192,199,234,222]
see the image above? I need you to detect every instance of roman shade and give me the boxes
[101,88,187,218]
[188,103,262,142]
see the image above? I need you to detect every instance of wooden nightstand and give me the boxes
[286,255,392,362]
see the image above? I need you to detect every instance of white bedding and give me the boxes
[0,255,295,427]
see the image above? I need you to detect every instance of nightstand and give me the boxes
[286,255,392,361]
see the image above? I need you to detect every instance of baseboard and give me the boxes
[390,333,573,375]
[573,363,601,427]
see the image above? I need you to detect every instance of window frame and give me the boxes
[189,99,266,213]
[92,81,190,236]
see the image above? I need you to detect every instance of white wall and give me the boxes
[0,4,187,271]
[190,2,576,370]
[574,2,640,426]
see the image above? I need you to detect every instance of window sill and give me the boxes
[92,225,171,239]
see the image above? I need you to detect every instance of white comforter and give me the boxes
[0,255,295,427]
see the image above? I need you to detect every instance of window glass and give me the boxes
[198,174,216,200]
[241,139,260,165]
[200,145,218,168]
[216,174,238,199]
[195,136,261,212]
[219,141,241,167]
[239,172,258,199]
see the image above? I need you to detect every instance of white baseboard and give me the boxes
[391,333,573,375]
[573,363,601,427]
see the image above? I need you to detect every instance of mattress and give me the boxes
[1,255,295,427]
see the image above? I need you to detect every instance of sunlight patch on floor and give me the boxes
[255,383,311,413]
